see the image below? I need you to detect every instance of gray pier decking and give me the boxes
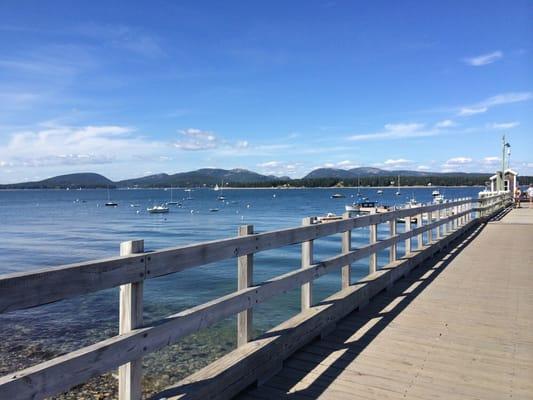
[237,207,533,400]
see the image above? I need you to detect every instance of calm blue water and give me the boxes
[0,187,481,392]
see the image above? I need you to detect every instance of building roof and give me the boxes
[489,169,518,181]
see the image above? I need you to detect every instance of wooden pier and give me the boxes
[237,206,533,400]
[1,193,530,400]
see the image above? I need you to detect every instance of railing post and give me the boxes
[341,212,351,289]
[389,217,397,262]
[435,208,442,241]
[440,207,448,237]
[119,239,144,400]
[369,222,378,273]
[404,214,411,255]
[427,209,433,244]
[453,200,458,230]
[417,212,423,250]
[237,224,254,347]
[301,217,314,310]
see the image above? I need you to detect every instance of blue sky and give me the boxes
[0,0,531,183]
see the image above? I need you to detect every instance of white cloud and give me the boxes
[488,121,520,129]
[479,92,532,107]
[446,157,472,164]
[0,124,164,169]
[457,92,532,117]
[434,119,455,128]
[174,128,219,151]
[483,156,500,164]
[384,158,411,167]
[463,51,503,66]
[348,123,436,141]
[458,107,488,116]
[257,161,281,168]
[417,165,430,171]
[236,140,249,149]
[256,160,302,177]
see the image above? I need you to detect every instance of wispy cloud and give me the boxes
[348,123,436,141]
[458,107,488,116]
[488,121,520,129]
[77,23,164,58]
[446,157,472,164]
[463,51,503,66]
[256,160,302,177]
[441,156,473,171]
[457,92,532,117]
[383,158,411,167]
[483,156,500,164]
[0,124,164,169]
[434,119,455,128]
[174,128,219,151]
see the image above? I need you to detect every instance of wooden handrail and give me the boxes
[0,193,512,400]
[0,198,473,314]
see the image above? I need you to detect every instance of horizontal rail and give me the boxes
[0,207,472,399]
[0,199,472,314]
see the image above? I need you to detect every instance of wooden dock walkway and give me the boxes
[237,207,533,400]
[0,193,524,400]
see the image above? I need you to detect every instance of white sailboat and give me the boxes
[105,187,118,207]
[167,186,180,205]
[395,175,401,196]
[214,184,220,191]
[217,181,226,201]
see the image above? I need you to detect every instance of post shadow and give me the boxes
[239,221,488,399]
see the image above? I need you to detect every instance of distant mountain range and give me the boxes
[302,167,489,179]
[0,167,497,189]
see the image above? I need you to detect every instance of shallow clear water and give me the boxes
[0,186,481,394]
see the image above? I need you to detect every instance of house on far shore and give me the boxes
[489,169,518,192]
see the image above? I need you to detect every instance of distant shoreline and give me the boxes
[0,185,486,191]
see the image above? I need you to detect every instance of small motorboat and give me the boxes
[209,208,219,212]
[433,194,445,204]
[377,190,383,194]
[217,196,226,201]
[147,205,170,214]
[345,201,390,214]
[317,213,343,222]
[331,193,346,199]
[432,189,441,197]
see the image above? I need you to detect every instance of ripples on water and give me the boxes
[0,187,481,396]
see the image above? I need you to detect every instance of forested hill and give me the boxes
[1,169,531,189]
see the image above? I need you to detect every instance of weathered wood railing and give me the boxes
[0,193,511,400]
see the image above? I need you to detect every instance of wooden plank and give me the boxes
[0,254,146,314]
[301,217,314,310]
[369,223,377,273]
[389,219,397,263]
[404,215,411,255]
[237,225,254,347]
[119,240,144,400]
[417,211,423,250]
[341,212,351,289]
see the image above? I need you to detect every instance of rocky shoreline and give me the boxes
[1,322,236,399]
